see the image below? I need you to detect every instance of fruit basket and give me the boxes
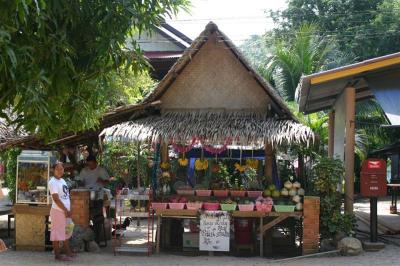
[247,191,263,198]
[169,203,186,210]
[203,202,220,211]
[196,190,212,197]
[274,205,296,212]
[230,190,246,197]
[220,203,237,211]
[213,190,229,197]
[255,204,273,212]
[151,203,168,210]
[186,202,203,210]
[238,203,254,211]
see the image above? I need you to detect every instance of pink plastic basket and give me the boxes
[177,189,195,196]
[203,202,220,211]
[151,203,168,210]
[255,204,273,212]
[230,190,246,197]
[168,203,186,210]
[247,191,263,198]
[196,190,212,197]
[238,203,254,211]
[213,190,229,197]
[186,202,203,210]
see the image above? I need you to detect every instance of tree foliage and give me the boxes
[269,0,400,61]
[0,0,188,139]
[106,69,156,107]
[0,148,21,203]
[268,24,344,101]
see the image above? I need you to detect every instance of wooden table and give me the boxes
[154,209,303,256]
[232,211,302,257]
[155,209,198,253]
[388,183,400,214]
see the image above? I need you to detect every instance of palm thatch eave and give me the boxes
[100,110,314,147]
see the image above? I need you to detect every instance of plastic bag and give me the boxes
[65,218,74,238]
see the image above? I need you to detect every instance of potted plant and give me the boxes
[243,167,263,197]
[238,199,254,211]
[195,184,212,197]
[211,162,230,197]
[230,179,246,197]
[220,198,237,211]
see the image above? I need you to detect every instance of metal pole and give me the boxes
[370,197,378,242]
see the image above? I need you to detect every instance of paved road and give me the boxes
[0,244,398,266]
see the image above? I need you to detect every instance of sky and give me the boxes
[165,0,288,44]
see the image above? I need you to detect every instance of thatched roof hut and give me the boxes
[0,22,314,151]
[101,22,314,146]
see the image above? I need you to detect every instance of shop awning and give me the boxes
[368,73,400,126]
[100,110,315,147]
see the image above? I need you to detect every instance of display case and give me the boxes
[16,150,57,205]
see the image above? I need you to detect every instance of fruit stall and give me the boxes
[101,22,319,257]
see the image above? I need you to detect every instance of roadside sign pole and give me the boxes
[370,197,378,242]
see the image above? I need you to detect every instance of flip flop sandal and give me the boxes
[56,255,73,262]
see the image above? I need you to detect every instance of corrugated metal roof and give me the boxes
[297,52,400,115]
[368,74,400,126]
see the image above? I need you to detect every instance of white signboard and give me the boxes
[199,211,230,251]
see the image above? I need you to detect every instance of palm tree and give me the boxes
[267,24,343,101]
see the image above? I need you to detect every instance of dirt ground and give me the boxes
[2,194,400,265]
[0,244,399,266]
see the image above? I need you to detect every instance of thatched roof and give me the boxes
[1,22,314,150]
[0,101,160,150]
[101,110,314,146]
[144,22,295,119]
[0,110,28,145]
[101,22,314,146]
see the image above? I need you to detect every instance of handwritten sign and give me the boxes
[199,211,230,251]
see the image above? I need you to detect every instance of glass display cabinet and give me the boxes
[16,150,57,205]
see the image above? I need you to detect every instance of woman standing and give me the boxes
[48,162,74,261]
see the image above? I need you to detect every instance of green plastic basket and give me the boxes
[274,205,296,212]
[220,203,237,211]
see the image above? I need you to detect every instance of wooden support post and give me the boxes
[156,215,161,253]
[160,140,169,163]
[137,142,141,189]
[344,87,356,214]
[259,217,263,257]
[298,153,304,180]
[262,214,289,233]
[328,110,335,158]
[264,142,273,183]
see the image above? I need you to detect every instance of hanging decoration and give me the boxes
[195,159,209,171]
[160,161,170,170]
[178,153,189,167]
[195,146,208,171]
[245,159,259,169]
[234,163,246,173]
[171,137,198,154]
[234,147,246,173]
[202,137,232,155]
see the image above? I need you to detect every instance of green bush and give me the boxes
[0,148,21,203]
[312,155,356,237]
[100,142,150,189]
